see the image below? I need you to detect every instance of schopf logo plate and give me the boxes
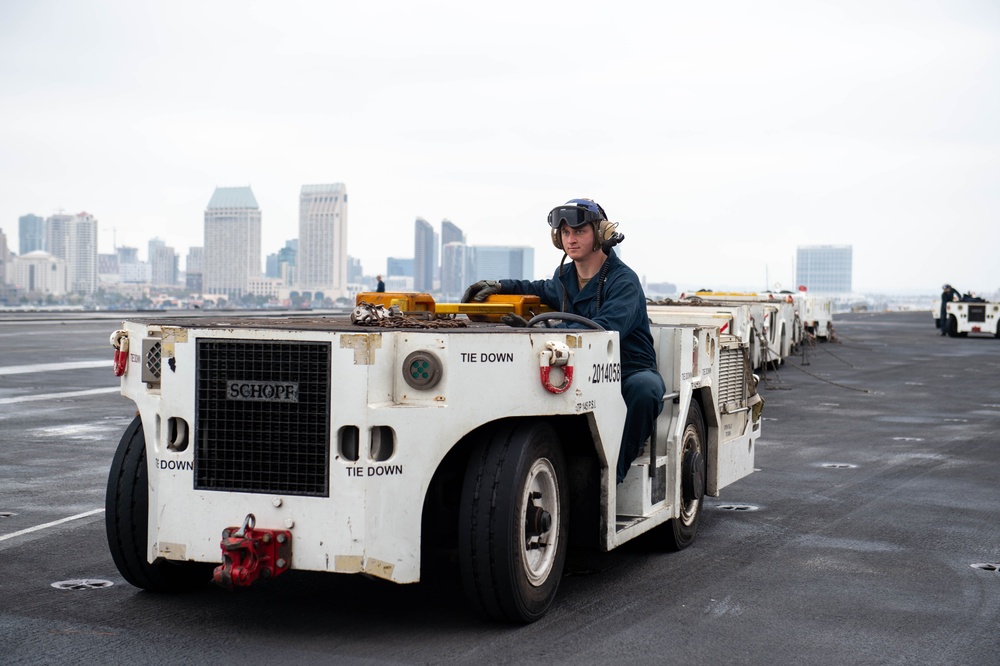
[226,380,300,403]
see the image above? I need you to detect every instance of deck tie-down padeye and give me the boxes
[213,514,292,589]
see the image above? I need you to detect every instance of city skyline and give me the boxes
[2,2,998,295]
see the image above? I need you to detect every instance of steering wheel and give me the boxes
[525,312,605,331]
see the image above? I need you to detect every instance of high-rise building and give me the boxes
[117,246,150,284]
[45,212,97,295]
[203,187,261,299]
[185,246,204,293]
[298,184,347,298]
[439,219,466,298]
[414,218,436,292]
[149,238,178,287]
[346,256,363,284]
[387,257,413,277]
[19,214,45,255]
[0,228,9,285]
[441,242,469,301]
[796,245,852,293]
[469,246,535,282]
[441,219,464,246]
[98,253,119,283]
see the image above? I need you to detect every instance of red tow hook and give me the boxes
[213,514,292,589]
[110,330,129,377]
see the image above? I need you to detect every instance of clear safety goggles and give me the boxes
[547,205,604,229]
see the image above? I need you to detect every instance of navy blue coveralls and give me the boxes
[940,286,960,335]
[500,251,666,483]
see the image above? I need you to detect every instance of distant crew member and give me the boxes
[376,275,385,293]
[940,284,960,335]
[462,198,664,484]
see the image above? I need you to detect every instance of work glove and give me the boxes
[500,313,528,328]
[462,280,502,303]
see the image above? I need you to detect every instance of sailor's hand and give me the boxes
[500,313,528,328]
[462,280,502,303]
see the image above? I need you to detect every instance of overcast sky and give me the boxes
[2,0,997,295]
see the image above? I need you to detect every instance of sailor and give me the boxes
[940,284,960,335]
[462,198,664,483]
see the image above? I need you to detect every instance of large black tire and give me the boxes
[459,420,568,623]
[105,415,213,591]
[661,401,707,551]
[947,315,959,338]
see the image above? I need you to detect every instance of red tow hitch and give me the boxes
[213,514,292,589]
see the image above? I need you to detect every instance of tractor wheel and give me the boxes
[459,420,568,623]
[105,415,213,592]
[947,315,959,338]
[661,401,707,551]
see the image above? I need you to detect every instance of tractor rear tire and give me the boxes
[105,415,213,592]
[661,401,707,551]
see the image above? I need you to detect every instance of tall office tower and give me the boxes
[203,187,261,299]
[441,219,464,247]
[19,214,45,254]
[98,253,119,283]
[0,228,9,285]
[185,247,204,292]
[118,245,150,284]
[440,219,465,297]
[469,245,535,282]
[440,242,468,301]
[387,257,413,277]
[45,212,97,295]
[414,217,436,292]
[297,184,347,298]
[149,238,178,287]
[346,256,363,284]
[796,245,852,293]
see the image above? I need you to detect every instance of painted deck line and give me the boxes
[0,508,105,543]
[0,386,120,405]
[0,360,110,375]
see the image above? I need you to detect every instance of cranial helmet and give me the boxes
[547,198,619,251]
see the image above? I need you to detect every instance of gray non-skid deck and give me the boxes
[1,310,997,665]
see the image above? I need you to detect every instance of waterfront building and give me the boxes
[441,219,464,247]
[45,212,97,295]
[414,218,436,292]
[185,247,203,293]
[0,228,9,285]
[203,187,261,299]
[298,184,347,299]
[18,214,45,254]
[387,257,413,277]
[469,245,535,282]
[149,238,178,287]
[441,242,469,301]
[11,251,67,295]
[796,245,852,293]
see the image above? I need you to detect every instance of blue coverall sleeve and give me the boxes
[500,273,563,310]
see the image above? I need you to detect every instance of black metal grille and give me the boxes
[195,339,331,496]
[968,305,986,323]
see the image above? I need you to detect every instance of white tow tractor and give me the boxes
[944,300,1000,338]
[105,292,762,623]
[794,293,834,341]
[678,291,797,370]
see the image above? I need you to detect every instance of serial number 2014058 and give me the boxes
[591,362,621,384]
